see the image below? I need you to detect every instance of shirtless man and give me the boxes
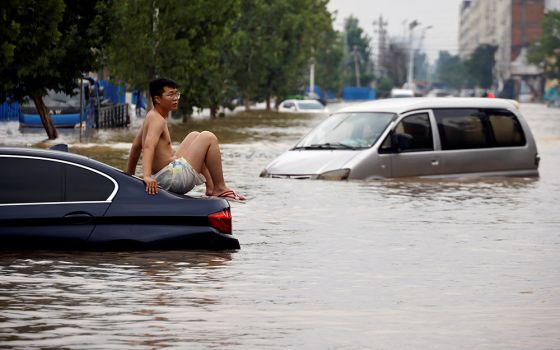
[126,77,245,201]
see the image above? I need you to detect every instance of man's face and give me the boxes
[156,86,180,111]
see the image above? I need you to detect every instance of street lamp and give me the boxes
[406,20,419,90]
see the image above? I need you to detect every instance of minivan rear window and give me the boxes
[434,109,526,150]
[488,112,526,147]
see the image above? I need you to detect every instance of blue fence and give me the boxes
[0,102,21,121]
[342,87,376,100]
[305,85,336,102]
[98,80,126,104]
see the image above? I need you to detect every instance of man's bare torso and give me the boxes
[142,110,175,174]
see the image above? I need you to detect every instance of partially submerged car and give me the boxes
[260,98,539,180]
[0,146,240,250]
[278,99,328,113]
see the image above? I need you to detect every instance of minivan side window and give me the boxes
[434,109,526,150]
[379,113,433,153]
[487,111,526,147]
[0,157,64,204]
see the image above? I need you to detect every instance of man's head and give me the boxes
[149,78,180,110]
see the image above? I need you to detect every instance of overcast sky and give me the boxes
[326,0,464,63]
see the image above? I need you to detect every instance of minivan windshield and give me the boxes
[294,112,395,149]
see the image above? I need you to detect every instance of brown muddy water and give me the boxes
[1,103,560,349]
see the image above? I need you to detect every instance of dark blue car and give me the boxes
[0,146,240,250]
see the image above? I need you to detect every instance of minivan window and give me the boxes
[295,112,394,149]
[488,112,526,147]
[65,164,114,201]
[434,109,526,150]
[0,157,63,204]
[434,109,492,150]
[379,113,433,153]
[394,113,433,152]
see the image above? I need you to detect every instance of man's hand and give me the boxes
[144,176,159,195]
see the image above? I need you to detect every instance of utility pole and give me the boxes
[352,45,361,87]
[373,15,388,78]
[406,20,419,89]
[309,57,315,97]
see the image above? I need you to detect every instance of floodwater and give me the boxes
[1,103,560,349]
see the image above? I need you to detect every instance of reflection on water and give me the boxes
[1,104,560,349]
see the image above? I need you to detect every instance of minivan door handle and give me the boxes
[64,212,93,225]
[431,159,440,166]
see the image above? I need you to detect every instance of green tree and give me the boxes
[314,27,345,100]
[258,0,334,109]
[229,0,271,111]
[343,16,374,87]
[434,51,467,89]
[0,0,114,139]
[529,10,560,82]
[465,44,497,89]
[105,0,240,117]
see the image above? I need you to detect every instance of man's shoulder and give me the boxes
[145,110,166,126]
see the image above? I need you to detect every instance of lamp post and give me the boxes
[406,20,419,89]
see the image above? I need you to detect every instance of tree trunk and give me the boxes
[266,96,271,111]
[244,94,251,111]
[210,106,218,119]
[31,94,58,139]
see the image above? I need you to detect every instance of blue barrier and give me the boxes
[342,87,376,100]
[305,85,336,102]
[0,102,21,121]
[98,80,126,104]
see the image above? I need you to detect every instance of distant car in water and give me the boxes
[260,98,539,180]
[0,146,240,250]
[278,99,328,113]
[390,88,415,98]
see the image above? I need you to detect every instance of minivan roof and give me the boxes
[337,97,519,115]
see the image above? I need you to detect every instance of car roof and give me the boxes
[0,146,121,174]
[336,97,519,115]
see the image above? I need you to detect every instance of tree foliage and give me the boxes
[434,51,466,89]
[343,16,374,87]
[529,10,560,82]
[0,0,114,139]
[465,44,497,89]
[104,0,240,117]
[314,28,344,98]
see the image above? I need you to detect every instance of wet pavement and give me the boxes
[1,103,560,349]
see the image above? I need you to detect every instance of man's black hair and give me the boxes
[149,78,178,104]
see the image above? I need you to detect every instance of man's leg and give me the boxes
[175,131,244,199]
[176,132,214,195]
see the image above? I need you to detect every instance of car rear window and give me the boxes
[64,163,114,201]
[0,157,64,204]
[0,156,115,204]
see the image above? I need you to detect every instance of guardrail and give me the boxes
[95,103,130,128]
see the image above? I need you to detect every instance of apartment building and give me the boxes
[459,0,546,98]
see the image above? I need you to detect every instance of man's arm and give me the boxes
[126,127,143,175]
[141,116,166,195]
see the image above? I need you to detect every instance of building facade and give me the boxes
[458,0,547,99]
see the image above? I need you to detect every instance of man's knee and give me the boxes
[183,131,200,142]
[200,130,218,142]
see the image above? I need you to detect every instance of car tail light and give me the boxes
[208,209,232,235]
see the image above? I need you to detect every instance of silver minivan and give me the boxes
[260,98,540,180]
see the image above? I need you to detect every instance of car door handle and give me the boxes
[431,159,440,166]
[64,212,93,225]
